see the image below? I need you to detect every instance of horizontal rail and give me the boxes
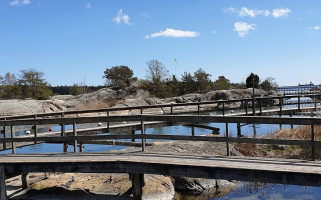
[0,134,318,147]
[1,93,320,120]
[1,115,321,126]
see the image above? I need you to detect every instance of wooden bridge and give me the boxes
[1,94,321,199]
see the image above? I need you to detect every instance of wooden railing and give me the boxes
[1,94,321,121]
[0,114,320,160]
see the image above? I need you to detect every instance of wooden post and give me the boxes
[0,164,7,200]
[222,102,225,116]
[279,97,283,117]
[252,86,256,116]
[314,96,317,111]
[311,124,315,161]
[170,105,173,115]
[259,98,262,116]
[237,123,241,137]
[298,96,301,111]
[11,126,16,154]
[197,104,200,115]
[131,130,135,142]
[34,115,37,144]
[21,173,29,189]
[2,125,6,150]
[191,126,195,136]
[141,120,145,152]
[140,108,143,115]
[73,123,77,153]
[61,113,68,152]
[245,100,248,116]
[131,173,144,200]
[107,111,110,132]
[225,123,229,156]
[290,113,293,129]
[79,143,84,152]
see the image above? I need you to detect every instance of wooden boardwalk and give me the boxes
[1,151,321,187]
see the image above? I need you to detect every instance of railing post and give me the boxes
[107,111,110,132]
[259,98,262,116]
[279,97,283,117]
[141,119,145,152]
[314,96,317,111]
[245,100,248,116]
[0,164,7,200]
[197,104,200,115]
[2,123,6,150]
[10,126,16,154]
[131,130,135,142]
[191,126,195,136]
[298,96,301,112]
[61,113,68,152]
[170,105,173,115]
[73,123,77,153]
[140,108,143,115]
[79,143,84,152]
[290,113,293,129]
[311,124,315,161]
[33,115,37,144]
[222,102,225,116]
[237,123,241,137]
[225,123,230,156]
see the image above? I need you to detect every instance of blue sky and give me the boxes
[0,0,321,86]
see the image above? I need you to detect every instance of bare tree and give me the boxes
[146,59,169,82]
[145,59,169,97]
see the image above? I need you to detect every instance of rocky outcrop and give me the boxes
[174,177,237,195]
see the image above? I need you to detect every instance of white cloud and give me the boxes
[239,7,270,17]
[224,7,291,18]
[234,22,256,37]
[145,28,200,38]
[9,0,30,6]
[112,9,130,25]
[86,3,91,9]
[309,26,321,31]
[272,8,291,18]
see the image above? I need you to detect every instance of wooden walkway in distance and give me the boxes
[1,151,321,187]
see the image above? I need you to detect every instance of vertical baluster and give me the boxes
[73,123,77,153]
[11,126,16,154]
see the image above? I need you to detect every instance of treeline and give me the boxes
[0,69,52,100]
[0,61,277,100]
[103,60,278,98]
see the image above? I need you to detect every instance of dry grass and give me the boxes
[77,97,117,110]
[236,125,321,160]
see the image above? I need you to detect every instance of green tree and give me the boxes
[70,84,82,96]
[19,68,52,100]
[246,73,260,88]
[180,72,196,94]
[0,72,21,99]
[103,66,135,90]
[261,77,278,91]
[145,59,169,97]
[194,68,211,93]
[213,76,231,90]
